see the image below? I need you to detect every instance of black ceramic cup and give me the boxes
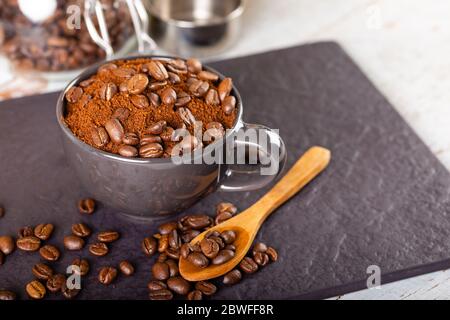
[56,56,286,219]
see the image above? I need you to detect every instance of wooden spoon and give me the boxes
[179,146,331,281]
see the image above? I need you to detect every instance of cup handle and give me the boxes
[218,123,287,192]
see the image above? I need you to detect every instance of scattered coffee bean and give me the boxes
[166,248,181,260]
[147,60,169,81]
[254,252,270,267]
[39,245,60,261]
[139,142,164,158]
[266,247,278,262]
[118,145,138,157]
[187,290,203,300]
[184,215,212,230]
[105,118,125,144]
[205,122,225,142]
[149,289,173,300]
[148,280,167,291]
[223,96,236,115]
[161,87,177,105]
[187,58,202,74]
[112,107,130,122]
[61,282,80,299]
[0,290,16,300]
[205,89,220,106]
[217,202,238,216]
[252,242,268,256]
[32,263,54,280]
[198,71,219,82]
[72,258,90,276]
[175,91,191,108]
[195,281,217,296]
[18,226,34,238]
[215,212,233,225]
[26,280,46,300]
[142,237,157,256]
[166,259,179,277]
[148,92,161,107]
[89,242,109,256]
[113,67,136,80]
[98,267,118,285]
[127,74,149,95]
[223,269,242,285]
[78,198,96,215]
[66,87,83,103]
[180,243,191,259]
[130,94,149,109]
[16,236,40,252]
[168,72,181,84]
[152,262,170,281]
[119,261,134,276]
[168,230,181,250]
[189,79,209,97]
[91,127,110,147]
[122,132,140,146]
[46,274,66,293]
[97,231,120,243]
[181,230,200,243]
[140,135,162,146]
[34,223,54,241]
[167,276,191,295]
[71,223,92,238]
[100,82,118,101]
[149,81,167,91]
[158,221,178,235]
[239,257,259,274]
[64,235,85,251]
[0,236,15,254]
[218,78,233,102]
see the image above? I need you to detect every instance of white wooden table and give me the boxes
[1,0,449,299]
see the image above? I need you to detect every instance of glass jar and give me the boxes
[0,0,135,77]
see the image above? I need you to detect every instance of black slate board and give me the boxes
[1,42,450,300]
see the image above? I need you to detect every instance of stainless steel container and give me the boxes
[145,0,244,58]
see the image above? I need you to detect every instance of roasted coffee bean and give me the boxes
[223,96,237,115]
[205,230,220,239]
[61,282,80,299]
[78,198,96,214]
[64,235,85,251]
[16,236,40,252]
[148,280,167,291]
[252,242,268,255]
[167,276,190,295]
[158,221,177,235]
[223,269,242,285]
[71,223,91,238]
[142,237,157,256]
[149,289,173,300]
[148,92,161,107]
[158,234,169,253]
[0,290,16,300]
[18,226,34,238]
[166,259,179,277]
[215,212,233,225]
[80,78,95,88]
[46,274,66,293]
[72,258,90,276]
[168,59,187,71]
[200,238,220,259]
[100,82,117,101]
[118,145,138,157]
[157,253,168,263]
[127,74,149,95]
[99,267,118,285]
[26,280,46,299]
[119,261,134,276]
[146,120,167,135]
[189,80,209,97]
[220,230,237,244]
[91,126,110,147]
[239,257,259,274]
[175,91,191,108]
[66,86,83,103]
[218,77,233,102]
[0,236,15,254]
[98,231,120,243]
[39,245,60,261]
[105,118,125,143]
[225,244,236,251]
[147,60,169,80]
[112,107,130,122]
[152,262,170,281]
[212,249,235,265]
[187,58,202,74]
[149,81,167,91]
[195,281,217,296]
[210,236,225,249]
[186,215,212,230]
[32,263,54,280]
[168,72,181,84]
[140,134,162,146]
[166,248,180,260]
[161,87,177,105]
[139,142,164,158]
[205,89,220,106]
[113,67,136,79]
[187,252,209,268]
[187,290,202,300]
[34,224,54,241]
[89,242,109,256]
[205,122,225,142]
[181,230,200,243]
[254,251,270,267]
[98,63,118,73]
[180,243,191,259]
[0,206,4,218]
[122,132,140,146]
[190,243,202,253]
[216,202,238,216]
[168,230,181,250]
[178,107,197,126]
[131,94,149,109]
[266,247,278,262]
[198,71,219,82]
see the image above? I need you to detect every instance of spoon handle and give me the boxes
[252,146,331,221]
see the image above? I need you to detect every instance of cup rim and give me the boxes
[56,55,244,164]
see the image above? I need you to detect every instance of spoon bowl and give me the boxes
[179,146,331,281]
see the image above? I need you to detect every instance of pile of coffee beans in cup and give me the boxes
[0,200,278,300]
[64,57,237,158]
[0,0,133,72]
